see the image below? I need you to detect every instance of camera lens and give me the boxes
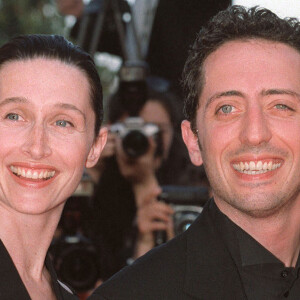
[53,243,99,292]
[122,130,149,158]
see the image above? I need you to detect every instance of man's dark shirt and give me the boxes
[210,201,300,299]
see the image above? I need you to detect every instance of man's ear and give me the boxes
[85,127,108,168]
[181,120,203,166]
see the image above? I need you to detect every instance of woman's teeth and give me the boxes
[9,166,55,180]
[233,161,281,175]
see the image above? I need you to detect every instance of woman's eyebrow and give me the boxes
[54,103,86,121]
[0,98,86,120]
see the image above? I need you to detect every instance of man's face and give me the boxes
[182,40,300,218]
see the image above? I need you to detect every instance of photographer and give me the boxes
[88,77,189,281]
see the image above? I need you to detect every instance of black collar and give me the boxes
[183,199,247,299]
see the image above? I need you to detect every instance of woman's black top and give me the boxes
[0,239,78,300]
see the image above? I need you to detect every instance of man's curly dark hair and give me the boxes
[182,5,300,132]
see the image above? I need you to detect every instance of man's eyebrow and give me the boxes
[205,90,244,110]
[0,97,28,107]
[54,103,86,121]
[261,89,300,100]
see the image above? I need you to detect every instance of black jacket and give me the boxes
[0,240,78,300]
[89,199,247,300]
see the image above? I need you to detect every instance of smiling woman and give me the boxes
[0,35,107,300]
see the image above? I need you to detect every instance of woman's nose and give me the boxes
[21,124,52,160]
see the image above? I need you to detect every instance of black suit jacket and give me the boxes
[89,200,248,300]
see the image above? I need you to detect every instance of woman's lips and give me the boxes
[9,165,55,180]
[8,164,58,188]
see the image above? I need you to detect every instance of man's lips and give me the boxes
[9,165,56,181]
[232,159,282,175]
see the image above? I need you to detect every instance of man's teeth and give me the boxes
[233,161,281,174]
[10,166,55,180]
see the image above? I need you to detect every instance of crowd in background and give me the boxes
[0,0,231,298]
[52,0,232,297]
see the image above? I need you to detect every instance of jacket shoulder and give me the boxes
[89,204,215,300]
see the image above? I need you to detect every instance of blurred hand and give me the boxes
[55,0,84,17]
[134,187,174,258]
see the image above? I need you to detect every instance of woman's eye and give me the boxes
[55,120,73,127]
[6,113,21,121]
[218,105,235,114]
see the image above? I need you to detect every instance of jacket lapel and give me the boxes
[183,202,247,299]
[0,240,31,300]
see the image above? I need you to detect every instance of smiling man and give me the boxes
[90,6,300,300]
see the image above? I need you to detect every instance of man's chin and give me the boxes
[215,191,290,219]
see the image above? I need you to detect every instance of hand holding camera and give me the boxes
[134,186,174,258]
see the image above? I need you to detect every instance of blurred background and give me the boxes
[1,1,300,299]
[1,0,300,102]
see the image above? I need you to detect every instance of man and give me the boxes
[89,6,300,299]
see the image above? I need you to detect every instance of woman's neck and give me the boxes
[0,205,63,279]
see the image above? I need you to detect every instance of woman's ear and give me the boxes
[86,127,108,168]
[181,120,203,166]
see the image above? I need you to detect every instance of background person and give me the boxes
[0,34,107,300]
[89,6,300,299]
[88,80,197,281]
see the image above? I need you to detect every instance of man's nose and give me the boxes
[21,123,52,160]
[239,104,272,146]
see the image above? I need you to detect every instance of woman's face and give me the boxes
[0,58,106,215]
[139,100,174,159]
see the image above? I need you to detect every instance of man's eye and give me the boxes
[6,113,21,121]
[55,120,73,127]
[218,105,234,114]
[275,104,292,110]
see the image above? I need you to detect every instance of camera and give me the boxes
[50,233,99,292]
[110,117,163,158]
[50,195,100,292]
[155,185,209,245]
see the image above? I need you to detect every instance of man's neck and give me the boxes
[214,197,300,267]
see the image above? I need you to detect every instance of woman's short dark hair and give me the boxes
[0,34,103,136]
[182,5,300,132]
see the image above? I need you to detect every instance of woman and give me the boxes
[0,34,107,299]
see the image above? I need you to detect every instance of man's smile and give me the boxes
[232,159,282,175]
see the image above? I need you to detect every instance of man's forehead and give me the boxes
[198,39,300,106]
[203,38,300,69]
